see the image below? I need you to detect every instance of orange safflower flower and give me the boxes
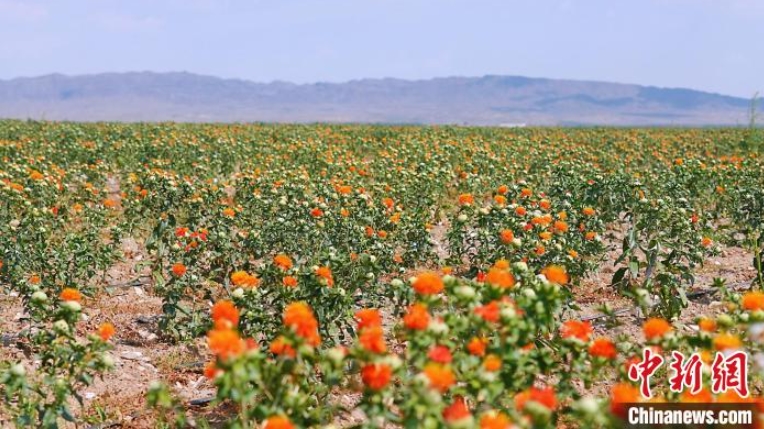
[282,276,298,287]
[270,336,296,357]
[483,354,502,372]
[493,259,510,270]
[29,274,41,284]
[539,231,552,240]
[701,237,712,247]
[497,185,508,194]
[494,195,507,206]
[582,207,596,216]
[643,318,672,340]
[681,389,713,403]
[274,254,293,270]
[585,231,597,240]
[382,197,394,209]
[458,193,474,206]
[310,207,323,218]
[423,363,455,392]
[359,325,386,353]
[479,411,512,429]
[337,185,352,195]
[443,396,471,423]
[742,291,764,311]
[412,271,444,295]
[499,229,514,244]
[515,206,527,216]
[355,309,382,330]
[97,322,115,341]
[315,266,334,287]
[589,337,617,359]
[361,363,392,391]
[59,288,82,302]
[610,383,640,418]
[467,337,489,356]
[283,302,321,346]
[553,220,569,233]
[713,334,742,351]
[534,245,546,256]
[515,386,557,411]
[403,303,430,330]
[484,268,516,289]
[698,317,717,332]
[212,300,239,329]
[520,188,532,198]
[541,265,569,285]
[230,270,259,287]
[171,263,187,277]
[263,415,295,429]
[222,207,235,217]
[207,328,244,359]
[539,199,551,210]
[560,320,593,342]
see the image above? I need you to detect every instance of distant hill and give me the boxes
[0,72,753,125]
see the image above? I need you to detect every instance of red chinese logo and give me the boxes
[668,351,703,394]
[628,348,664,398]
[711,351,749,397]
[628,349,749,399]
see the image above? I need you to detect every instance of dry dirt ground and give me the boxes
[0,230,758,428]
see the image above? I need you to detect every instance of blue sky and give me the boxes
[1,0,762,98]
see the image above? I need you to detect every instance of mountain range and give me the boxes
[0,72,754,126]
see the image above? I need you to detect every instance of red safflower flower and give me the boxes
[589,337,617,359]
[515,386,557,411]
[428,345,453,364]
[355,308,382,330]
[171,263,187,277]
[443,396,471,423]
[474,301,500,323]
[361,363,392,391]
[270,336,296,358]
[560,320,593,342]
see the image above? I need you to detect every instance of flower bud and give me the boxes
[31,291,48,303]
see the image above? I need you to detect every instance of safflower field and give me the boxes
[0,120,763,428]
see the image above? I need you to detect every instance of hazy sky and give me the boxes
[1,0,762,98]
